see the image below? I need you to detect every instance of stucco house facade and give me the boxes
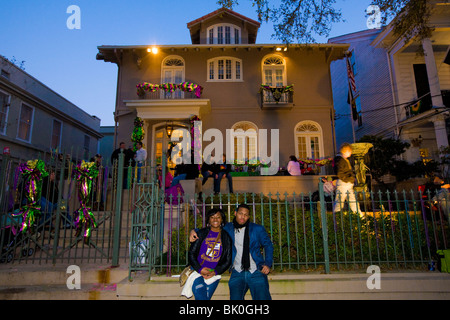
[97,8,348,172]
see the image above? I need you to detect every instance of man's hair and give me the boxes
[340,143,352,152]
[236,203,250,212]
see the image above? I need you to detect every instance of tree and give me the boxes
[217,0,448,44]
[358,135,438,184]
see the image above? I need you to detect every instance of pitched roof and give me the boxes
[187,7,260,29]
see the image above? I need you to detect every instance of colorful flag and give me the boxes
[347,85,358,121]
[346,55,357,93]
[410,100,422,115]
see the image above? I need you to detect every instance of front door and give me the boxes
[154,125,187,175]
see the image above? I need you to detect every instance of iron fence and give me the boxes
[1,153,449,280]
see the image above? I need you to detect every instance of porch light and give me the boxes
[166,121,173,139]
[147,47,159,54]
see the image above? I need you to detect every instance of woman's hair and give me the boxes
[289,155,298,162]
[206,208,226,227]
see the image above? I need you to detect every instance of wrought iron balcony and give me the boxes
[259,85,294,109]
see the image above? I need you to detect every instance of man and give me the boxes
[214,154,233,194]
[190,203,273,300]
[134,142,147,182]
[111,142,135,188]
[333,143,361,216]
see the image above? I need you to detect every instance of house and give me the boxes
[0,55,102,162]
[96,7,349,175]
[329,1,450,164]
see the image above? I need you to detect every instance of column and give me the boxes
[422,38,444,108]
[431,114,449,150]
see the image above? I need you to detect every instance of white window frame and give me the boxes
[294,121,324,160]
[51,119,63,151]
[207,57,243,82]
[161,55,185,99]
[0,89,10,135]
[16,103,34,143]
[261,54,287,87]
[206,24,241,45]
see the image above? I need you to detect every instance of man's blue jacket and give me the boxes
[223,222,274,271]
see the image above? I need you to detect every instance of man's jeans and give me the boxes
[333,180,360,214]
[192,276,220,300]
[228,269,271,300]
[214,172,233,193]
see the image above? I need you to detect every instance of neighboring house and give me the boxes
[0,55,102,162]
[329,2,450,164]
[98,125,115,165]
[97,7,349,172]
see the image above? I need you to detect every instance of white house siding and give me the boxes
[329,29,395,147]
[393,50,450,122]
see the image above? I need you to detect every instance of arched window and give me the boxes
[161,56,185,98]
[294,121,324,160]
[207,24,241,44]
[262,54,286,87]
[231,121,258,164]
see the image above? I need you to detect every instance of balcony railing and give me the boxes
[259,85,294,109]
[136,82,203,100]
[138,90,199,100]
[404,90,449,119]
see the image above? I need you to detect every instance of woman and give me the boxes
[287,155,302,176]
[183,208,232,300]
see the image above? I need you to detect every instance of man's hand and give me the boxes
[189,229,198,242]
[260,265,270,275]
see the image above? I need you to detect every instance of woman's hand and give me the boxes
[200,268,215,279]
[189,229,198,242]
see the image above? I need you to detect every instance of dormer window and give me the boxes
[207,24,241,44]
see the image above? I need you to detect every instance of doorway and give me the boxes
[153,123,188,175]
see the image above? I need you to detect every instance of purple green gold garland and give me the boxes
[12,159,48,234]
[73,161,99,243]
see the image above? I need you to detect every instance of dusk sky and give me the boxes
[1,0,378,126]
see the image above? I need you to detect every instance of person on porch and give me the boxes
[214,154,233,194]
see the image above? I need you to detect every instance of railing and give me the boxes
[260,87,294,107]
[1,154,448,278]
[138,91,199,100]
[132,178,449,279]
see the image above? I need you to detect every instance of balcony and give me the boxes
[259,85,294,110]
[404,90,450,119]
[126,82,211,120]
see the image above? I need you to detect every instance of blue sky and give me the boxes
[1,0,375,126]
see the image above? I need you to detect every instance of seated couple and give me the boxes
[201,154,233,194]
[181,204,273,300]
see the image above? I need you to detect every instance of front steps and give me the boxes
[117,271,450,300]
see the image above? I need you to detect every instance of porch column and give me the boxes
[422,38,444,108]
[430,114,449,150]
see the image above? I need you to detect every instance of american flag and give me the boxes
[346,55,357,93]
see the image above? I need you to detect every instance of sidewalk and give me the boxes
[1,262,450,300]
